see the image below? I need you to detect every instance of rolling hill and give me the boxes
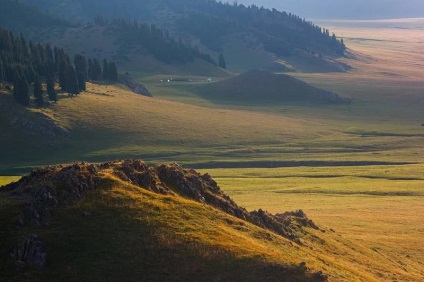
[0,161,327,281]
[0,81,329,174]
[0,160,415,281]
[195,69,351,105]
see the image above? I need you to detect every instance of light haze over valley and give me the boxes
[236,0,424,19]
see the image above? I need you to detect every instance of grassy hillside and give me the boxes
[0,0,70,32]
[0,161,324,281]
[201,164,424,281]
[15,0,348,73]
[0,80,342,174]
[22,0,346,55]
[1,161,420,281]
[195,69,350,105]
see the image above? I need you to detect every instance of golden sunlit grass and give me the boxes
[199,164,424,281]
[0,176,20,186]
[189,21,424,281]
[2,173,418,281]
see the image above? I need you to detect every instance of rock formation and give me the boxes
[2,160,320,269]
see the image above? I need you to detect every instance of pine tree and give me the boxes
[102,59,109,80]
[64,64,79,95]
[33,76,44,106]
[74,54,87,81]
[0,59,4,81]
[58,60,67,90]
[87,58,93,81]
[77,71,86,91]
[13,73,30,106]
[46,74,57,102]
[94,59,102,80]
[218,52,226,69]
[108,61,118,81]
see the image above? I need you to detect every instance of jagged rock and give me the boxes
[119,73,152,97]
[3,163,100,225]
[11,235,47,269]
[1,160,319,242]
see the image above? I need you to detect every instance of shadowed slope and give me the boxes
[0,160,327,281]
[196,69,350,105]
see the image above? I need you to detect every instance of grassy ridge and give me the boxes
[0,174,331,281]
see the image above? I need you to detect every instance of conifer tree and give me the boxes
[94,59,102,80]
[13,73,30,106]
[64,64,79,95]
[102,59,109,80]
[77,71,86,91]
[58,60,67,90]
[87,58,94,81]
[74,54,88,80]
[46,74,57,102]
[0,59,4,81]
[33,76,44,106]
[108,61,118,81]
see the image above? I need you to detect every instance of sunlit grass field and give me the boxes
[201,163,424,280]
[0,176,20,186]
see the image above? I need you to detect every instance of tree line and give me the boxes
[0,0,71,32]
[175,1,346,56]
[95,17,218,65]
[0,27,118,107]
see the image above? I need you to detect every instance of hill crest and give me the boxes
[1,160,328,281]
[3,160,318,242]
[197,69,351,104]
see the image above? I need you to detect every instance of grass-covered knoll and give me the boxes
[195,69,350,105]
[201,164,424,281]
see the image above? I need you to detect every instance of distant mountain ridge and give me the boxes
[238,0,424,20]
[20,0,346,58]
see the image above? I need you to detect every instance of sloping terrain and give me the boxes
[0,160,327,281]
[0,0,70,32]
[22,0,345,55]
[196,69,350,105]
[1,82,336,174]
[17,0,348,73]
[1,160,415,281]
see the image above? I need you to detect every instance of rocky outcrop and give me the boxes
[119,73,152,97]
[11,235,47,269]
[3,163,100,226]
[2,160,318,242]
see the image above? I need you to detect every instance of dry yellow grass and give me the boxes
[194,21,424,281]
[201,164,424,281]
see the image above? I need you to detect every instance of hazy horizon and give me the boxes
[235,0,424,20]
